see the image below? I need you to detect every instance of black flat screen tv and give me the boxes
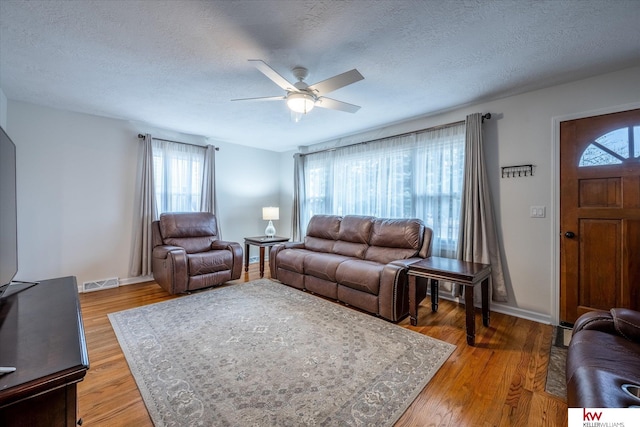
[0,126,18,287]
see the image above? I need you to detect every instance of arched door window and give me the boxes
[579,126,640,167]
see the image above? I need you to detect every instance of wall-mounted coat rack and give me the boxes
[501,164,534,178]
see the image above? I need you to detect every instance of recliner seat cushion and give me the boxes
[187,251,233,275]
[335,260,382,295]
[303,252,351,281]
[275,248,312,274]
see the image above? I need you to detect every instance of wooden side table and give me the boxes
[407,257,491,346]
[244,236,289,278]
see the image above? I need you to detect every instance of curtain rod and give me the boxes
[298,113,491,157]
[137,134,219,151]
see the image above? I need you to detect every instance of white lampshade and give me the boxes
[262,207,279,221]
[286,93,315,114]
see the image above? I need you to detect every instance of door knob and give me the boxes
[564,231,575,238]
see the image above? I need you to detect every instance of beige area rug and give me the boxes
[545,325,571,400]
[108,279,456,426]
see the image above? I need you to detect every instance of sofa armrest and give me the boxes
[573,308,640,343]
[378,258,425,321]
[211,240,243,279]
[269,242,306,279]
[389,257,424,269]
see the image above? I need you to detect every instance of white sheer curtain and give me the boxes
[298,123,465,257]
[152,139,206,214]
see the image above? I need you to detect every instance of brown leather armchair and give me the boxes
[151,212,243,294]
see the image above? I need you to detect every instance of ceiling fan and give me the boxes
[232,60,364,115]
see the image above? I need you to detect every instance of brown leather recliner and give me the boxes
[566,308,640,407]
[151,212,243,294]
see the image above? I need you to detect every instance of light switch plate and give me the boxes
[530,206,546,218]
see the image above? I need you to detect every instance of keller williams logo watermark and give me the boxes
[568,408,639,427]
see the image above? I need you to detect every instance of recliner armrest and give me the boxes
[573,308,640,343]
[210,240,243,279]
[211,240,240,251]
[153,245,186,259]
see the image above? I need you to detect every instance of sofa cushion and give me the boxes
[305,236,336,253]
[187,251,232,275]
[365,218,423,264]
[307,215,341,239]
[338,215,374,242]
[304,252,351,281]
[370,218,423,248]
[335,260,383,295]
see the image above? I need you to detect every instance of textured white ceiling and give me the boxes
[1,0,639,152]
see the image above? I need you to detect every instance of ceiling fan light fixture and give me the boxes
[286,92,315,114]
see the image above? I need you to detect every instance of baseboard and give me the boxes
[77,275,154,293]
[119,275,155,286]
[435,294,553,325]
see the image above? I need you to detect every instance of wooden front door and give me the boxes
[560,108,640,325]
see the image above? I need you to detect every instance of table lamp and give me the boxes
[262,207,279,238]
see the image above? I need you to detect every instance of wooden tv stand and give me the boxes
[0,276,89,426]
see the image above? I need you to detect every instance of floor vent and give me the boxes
[249,256,259,263]
[83,277,119,293]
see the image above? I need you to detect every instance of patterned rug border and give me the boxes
[109,279,456,426]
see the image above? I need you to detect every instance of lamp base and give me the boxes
[265,220,276,238]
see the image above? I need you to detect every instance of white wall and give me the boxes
[7,101,280,287]
[0,89,7,129]
[280,65,640,324]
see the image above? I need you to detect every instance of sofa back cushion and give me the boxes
[333,215,374,259]
[159,212,218,254]
[365,218,424,264]
[304,215,341,252]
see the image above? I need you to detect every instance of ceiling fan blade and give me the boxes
[249,60,298,92]
[315,97,361,113]
[231,95,286,102]
[308,69,364,96]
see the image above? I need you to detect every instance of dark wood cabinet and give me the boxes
[0,276,89,426]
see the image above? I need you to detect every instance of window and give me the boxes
[152,139,206,214]
[302,123,465,257]
[579,126,640,167]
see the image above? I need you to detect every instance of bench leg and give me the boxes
[464,285,475,346]
[430,279,439,312]
[481,277,490,327]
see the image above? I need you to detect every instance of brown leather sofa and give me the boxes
[152,212,243,294]
[269,214,432,322]
[566,308,640,407]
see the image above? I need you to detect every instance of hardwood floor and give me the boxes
[77,265,567,426]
